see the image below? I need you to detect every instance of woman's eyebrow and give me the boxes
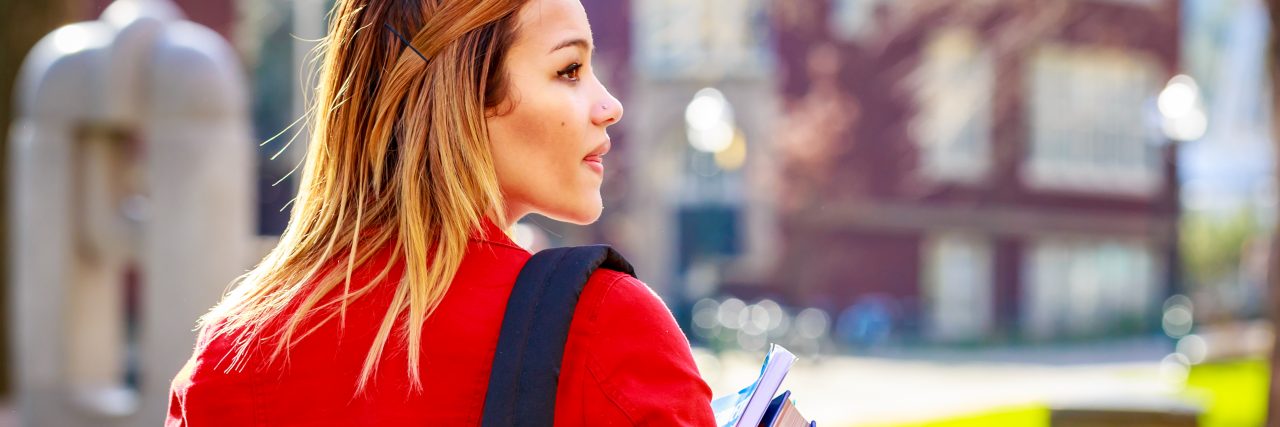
[548,38,593,55]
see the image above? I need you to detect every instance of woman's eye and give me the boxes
[557,63,581,82]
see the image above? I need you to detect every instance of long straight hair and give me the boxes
[199,0,528,393]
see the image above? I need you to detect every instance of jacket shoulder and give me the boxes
[572,269,716,425]
[578,269,674,333]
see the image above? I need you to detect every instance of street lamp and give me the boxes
[685,87,735,153]
[1158,74,1208,142]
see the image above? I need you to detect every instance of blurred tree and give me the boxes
[1182,209,1259,290]
[1268,1,1280,424]
[0,0,77,399]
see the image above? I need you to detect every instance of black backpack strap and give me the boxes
[481,245,636,427]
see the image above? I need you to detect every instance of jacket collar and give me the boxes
[470,215,529,252]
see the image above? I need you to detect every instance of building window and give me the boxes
[922,233,994,342]
[632,0,771,79]
[829,0,889,42]
[1022,238,1160,340]
[911,28,993,183]
[1025,45,1163,195]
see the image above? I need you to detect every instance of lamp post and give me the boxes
[677,87,748,335]
[1150,74,1204,384]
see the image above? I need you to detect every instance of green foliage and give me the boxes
[1184,358,1269,427]
[1180,208,1261,289]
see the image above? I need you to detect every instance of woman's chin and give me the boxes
[562,207,603,225]
[545,199,603,225]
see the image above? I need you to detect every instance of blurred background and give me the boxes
[0,0,1276,425]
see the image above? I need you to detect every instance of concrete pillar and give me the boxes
[8,0,252,425]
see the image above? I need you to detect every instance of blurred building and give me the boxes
[756,0,1183,343]
[579,0,1183,344]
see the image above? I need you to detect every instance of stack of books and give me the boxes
[711,345,815,427]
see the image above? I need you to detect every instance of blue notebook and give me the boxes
[758,390,816,427]
[759,390,793,426]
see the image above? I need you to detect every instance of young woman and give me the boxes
[165,0,716,425]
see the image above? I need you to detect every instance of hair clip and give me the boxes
[384,23,428,62]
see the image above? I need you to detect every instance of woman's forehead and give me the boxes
[513,0,592,53]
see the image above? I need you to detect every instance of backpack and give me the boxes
[480,245,636,427]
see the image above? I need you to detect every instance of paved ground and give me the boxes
[693,335,1203,426]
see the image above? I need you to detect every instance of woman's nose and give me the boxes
[591,89,624,127]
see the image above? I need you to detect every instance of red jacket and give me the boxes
[166,218,716,426]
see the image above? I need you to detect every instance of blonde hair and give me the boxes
[199,0,527,394]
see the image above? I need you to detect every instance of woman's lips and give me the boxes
[583,155,604,174]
